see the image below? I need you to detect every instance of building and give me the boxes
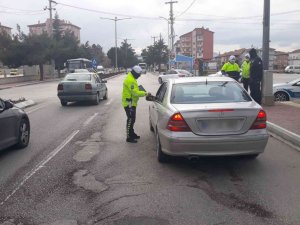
[28,19,80,41]
[274,51,289,70]
[288,49,300,66]
[256,48,275,70]
[218,48,248,66]
[0,23,12,36]
[178,27,214,60]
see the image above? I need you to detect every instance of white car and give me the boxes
[158,69,192,84]
[273,77,300,101]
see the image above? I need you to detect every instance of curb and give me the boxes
[15,99,36,109]
[0,79,61,90]
[267,121,300,149]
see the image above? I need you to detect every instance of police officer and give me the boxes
[241,53,251,91]
[249,48,263,104]
[221,55,240,81]
[122,65,147,143]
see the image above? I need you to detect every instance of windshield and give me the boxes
[64,73,91,81]
[68,61,81,70]
[171,81,251,104]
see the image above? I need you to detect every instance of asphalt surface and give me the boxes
[0,73,300,225]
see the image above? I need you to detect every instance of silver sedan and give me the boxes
[57,72,108,106]
[148,77,269,163]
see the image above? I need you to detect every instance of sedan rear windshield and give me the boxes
[64,74,91,81]
[171,81,251,104]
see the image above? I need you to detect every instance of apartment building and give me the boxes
[178,27,214,60]
[288,49,300,66]
[0,23,12,36]
[28,19,80,41]
[274,51,289,70]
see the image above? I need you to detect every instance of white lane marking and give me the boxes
[0,130,79,206]
[83,113,99,127]
[105,98,113,105]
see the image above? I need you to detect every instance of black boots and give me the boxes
[126,138,138,143]
[126,133,140,143]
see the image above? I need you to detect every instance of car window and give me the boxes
[94,75,101,83]
[171,81,251,104]
[64,73,91,81]
[156,82,168,103]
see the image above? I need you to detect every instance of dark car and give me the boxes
[0,99,30,151]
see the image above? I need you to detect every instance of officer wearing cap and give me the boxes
[221,55,240,81]
[241,53,251,91]
[122,65,147,143]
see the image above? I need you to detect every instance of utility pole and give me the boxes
[44,0,57,78]
[262,0,270,70]
[99,17,131,71]
[165,0,178,53]
[151,36,158,45]
[262,0,274,106]
[44,0,57,37]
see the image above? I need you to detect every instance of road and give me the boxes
[0,73,300,225]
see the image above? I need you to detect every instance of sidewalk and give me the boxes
[264,101,300,149]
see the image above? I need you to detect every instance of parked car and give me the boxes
[148,77,269,163]
[273,77,300,101]
[158,69,192,84]
[57,72,108,106]
[284,65,300,74]
[0,99,30,151]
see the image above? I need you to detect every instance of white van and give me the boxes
[285,65,300,73]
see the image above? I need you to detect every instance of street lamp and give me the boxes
[99,16,131,71]
[159,16,171,69]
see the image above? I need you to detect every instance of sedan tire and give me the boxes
[103,90,108,100]
[16,118,30,149]
[274,91,289,102]
[60,100,68,106]
[149,116,154,132]
[156,131,169,163]
[93,93,100,105]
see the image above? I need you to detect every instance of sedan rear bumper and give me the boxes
[58,92,97,102]
[159,130,269,156]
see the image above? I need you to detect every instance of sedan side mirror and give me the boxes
[102,80,107,83]
[146,95,157,101]
[163,72,166,75]
[4,100,14,110]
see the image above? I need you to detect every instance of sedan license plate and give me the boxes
[197,118,244,133]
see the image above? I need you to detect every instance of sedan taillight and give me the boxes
[85,83,92,90]
[167,113,191,132]
[250,110,267,129]
[57,84,63,91]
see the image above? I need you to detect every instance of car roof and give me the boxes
[169,76,235,84]
[66,72,95,76]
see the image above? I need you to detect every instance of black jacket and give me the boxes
[249,48,263,82]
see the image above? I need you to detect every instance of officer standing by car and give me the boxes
[241,53,251,91]
[122,65,147,143]
[221,55,240,81]
[249,48,263,104]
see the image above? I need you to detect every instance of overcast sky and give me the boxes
[1,0,300,54]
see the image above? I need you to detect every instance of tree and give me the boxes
[120,41,138,68]
[107,47,122,69]
[141,39,169,71]
[22,33,52,80]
